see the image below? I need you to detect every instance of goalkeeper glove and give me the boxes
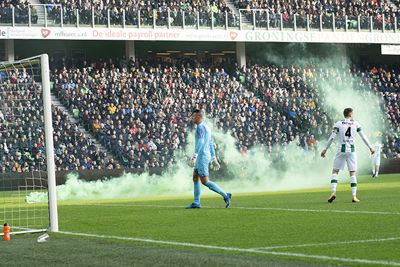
[210,157,220,171]
[188,153,198,168]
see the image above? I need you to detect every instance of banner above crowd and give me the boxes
[1,27,400,43]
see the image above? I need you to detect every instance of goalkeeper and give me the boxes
[186,109,231,209]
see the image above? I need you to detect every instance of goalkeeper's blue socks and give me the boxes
[194,181,201,205]
[205,181,228,199]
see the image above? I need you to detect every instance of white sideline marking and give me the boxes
[233,206,400,215]
[254,237,400,250]
[70,203,400,215]
[58,231,400,266]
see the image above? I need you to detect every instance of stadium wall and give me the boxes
[11,40,237,59]
[51,158,400,184]
[2,27,400,44]
[5,40,398,66]
[13,40,125,59]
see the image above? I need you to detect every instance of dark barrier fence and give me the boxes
[55,167,164,185]
[1,158,400,191]
[380,158,400,174]
[0,167,164,191]
[0,171,49,191]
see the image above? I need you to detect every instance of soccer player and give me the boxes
[321,108,375,203]
[186,109,232,209]
[371,141,382,178]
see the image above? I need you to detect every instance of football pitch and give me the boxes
[3,174,400,266]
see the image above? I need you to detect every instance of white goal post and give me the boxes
[0,54,58,235]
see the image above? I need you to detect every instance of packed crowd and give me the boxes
[41,0,235,27]
[236,63,400,158]
[49,56,400,172]
[52,106,115,171]
[51,56,190,169]
[237,0,400,30]
[3,0,400,30]
[230,64,329,155]
[0,0,38,24]
[0,68,110,173]
[365,65,400,158]
[2,56,399,173]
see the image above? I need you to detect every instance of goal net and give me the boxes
[0,54,58,235]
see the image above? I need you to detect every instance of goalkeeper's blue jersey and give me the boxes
[195,122,215,159]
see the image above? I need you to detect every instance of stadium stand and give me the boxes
[236,0,400,30]
[1,54,399,173]
[40,0,235,27]
[368,65,400,158]
[50,57,188,169]
[2,0,399,30]
[0,0,37,24]
[52,106,113,171]
[0,70,109,173]
[48,56,399,172]
[234,0,397,16]
[235,63,400,158]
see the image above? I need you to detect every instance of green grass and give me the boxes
[2,174,400,266]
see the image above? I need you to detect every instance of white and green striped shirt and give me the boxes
[325,119,372,153]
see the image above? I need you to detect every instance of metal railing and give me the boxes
[238,9,399,33]
[0,5,399,33]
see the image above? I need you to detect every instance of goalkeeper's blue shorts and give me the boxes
[194,156,211,177]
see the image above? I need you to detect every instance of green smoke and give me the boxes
[26,119,329,203]
[26,125,326,202]
[318,64,385,172]
[261,43,385,177]
[25,44,386,203]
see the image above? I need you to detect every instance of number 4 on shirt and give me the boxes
[345,127,351,137]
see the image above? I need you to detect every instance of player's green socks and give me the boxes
[205,181,228,199]
[350,176,357,197]
[331,174,338,194]
[194,181,201,205]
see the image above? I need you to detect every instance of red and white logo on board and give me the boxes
[41,28,51,38]
[230,31,238,40]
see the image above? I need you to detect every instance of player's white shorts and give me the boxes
[372,156,381,166]
[333,152,357,171]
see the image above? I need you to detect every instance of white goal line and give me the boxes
[58,231,400,266]
[69,203,400,215]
